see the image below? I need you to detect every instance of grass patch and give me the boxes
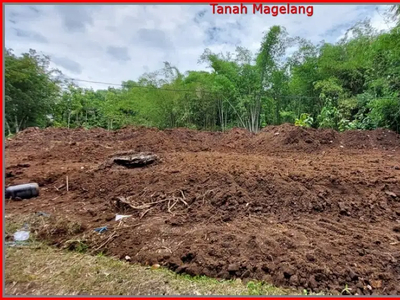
[5,244,294,296]
[5,213,298,296]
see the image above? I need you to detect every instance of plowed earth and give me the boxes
[5,124,400,295]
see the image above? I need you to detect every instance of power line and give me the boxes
[29,70,317,98]
[6,68,215,93]
[55,76,400,100]
[4,68,325,99]
[11,69,400,101]
[65,77,323,99]
[66,77,217,94]
[68,78,123,87]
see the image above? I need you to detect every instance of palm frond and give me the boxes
[390,5,400,25]
[390,5,400,16]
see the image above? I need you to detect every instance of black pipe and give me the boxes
[5,183,39,200]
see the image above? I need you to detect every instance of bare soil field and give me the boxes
[5,124,400,295]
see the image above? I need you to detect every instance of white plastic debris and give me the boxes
[14,230,29,241]
[115,214,131,221]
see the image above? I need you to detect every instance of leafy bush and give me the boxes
[368,98,400,131]
[317,100,343,130]
[279,110,297,123]
[295,113,313,127]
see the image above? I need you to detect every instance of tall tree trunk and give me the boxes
[19,116,26,132]
[275,96,281,125]
[248,95,261,133]
[225,97,246,129]
[14,115,19,133]
[217,98,226,132]
[6,120,12,136]
[67,111,71,129]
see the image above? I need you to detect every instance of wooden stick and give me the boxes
[169,200,178,213]
[91,232,117,254]
[179,197,188,207]
[140,208,152,219]
[66,176,69,192]
[116,197,169,210]
[179,191,189,206]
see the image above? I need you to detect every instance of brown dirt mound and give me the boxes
[340,128,400,150]
[253,124,340,153]
[7,124,399,155]
[5,124,400,295]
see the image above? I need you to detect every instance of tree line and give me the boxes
[5,9,400,135]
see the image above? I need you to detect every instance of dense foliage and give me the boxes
[5,16,400,135]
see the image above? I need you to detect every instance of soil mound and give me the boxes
[253,124,340,153]
[5,124,400,295]
[341,128,400,150]
[8,124,400,154]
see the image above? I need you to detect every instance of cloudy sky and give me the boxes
[4,4,395,90]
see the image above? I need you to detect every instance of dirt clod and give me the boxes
[385,191,397,198]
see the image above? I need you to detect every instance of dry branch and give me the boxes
[115,197,169,210]
[180,190,189,206]
[91,232,117,254]
[140,208,153,219]
[114,190,191,217]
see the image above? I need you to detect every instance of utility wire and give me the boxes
[11,69,400,101]
[60,76,400,100]
[26,70,321,98]
[67,77,217,94]
[68,78,123,87]
[65,77,324,99]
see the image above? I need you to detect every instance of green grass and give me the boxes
[5,213,298,296]
[5,243,294,296]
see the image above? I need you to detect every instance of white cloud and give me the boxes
[369,5,396,31]
[4,4,396,90]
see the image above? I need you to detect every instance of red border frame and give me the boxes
[2,0,400,3]
[1,0,400,5]
[1,1,398,300]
